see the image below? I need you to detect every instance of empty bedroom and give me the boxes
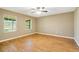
[0,7,79,52]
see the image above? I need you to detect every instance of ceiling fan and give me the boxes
[31,7,48,14]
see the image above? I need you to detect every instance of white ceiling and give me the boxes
[1,7,76,17]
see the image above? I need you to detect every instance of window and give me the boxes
[4,17,16,33]
[25,20,32,30]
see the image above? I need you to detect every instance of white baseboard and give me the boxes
[0,33,36,42]
[0,32,74,43]
[36,32,74,39]
[74,38,79,47]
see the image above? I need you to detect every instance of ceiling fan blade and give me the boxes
[31,12,35,13]
[37,7,40,9]
[42,10,48,12]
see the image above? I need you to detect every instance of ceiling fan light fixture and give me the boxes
[31,7,48,15]
[35,11,42,15]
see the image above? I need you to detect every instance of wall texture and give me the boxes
[36,12,74,37]
[0,9,36,40]
[74,8,79,46]
[0,9,74,40]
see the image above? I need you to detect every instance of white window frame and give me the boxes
[3,15,17,33]
[25,19,32,30]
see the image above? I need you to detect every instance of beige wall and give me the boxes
[0,9,36,40]
[74,8,79,46]
[0,8,74,40]
[36,12,74,37]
